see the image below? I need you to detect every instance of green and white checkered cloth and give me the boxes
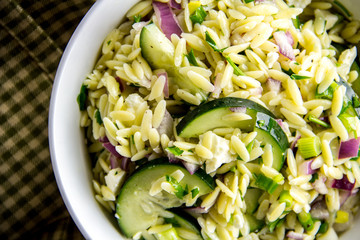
[0,0,95,239]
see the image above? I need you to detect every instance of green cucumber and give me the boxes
[116,158,214,238]
[140,23,207,100]
[239,214,265,237]
[244,188,263,214]
[255,112,289,171]
[176,98,288,171]
[163,209,202,240]
[176,97,275,138]
[246,214,265,233]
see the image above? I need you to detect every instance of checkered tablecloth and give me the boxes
[0,0,95,239]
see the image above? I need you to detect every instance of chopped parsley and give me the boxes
[95,109,103,125]
[77,84,88,111]
[166,146,184,156]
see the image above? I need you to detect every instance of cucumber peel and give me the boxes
[115,158,214,238]
[176,98,289,171]
[140,23,207,100]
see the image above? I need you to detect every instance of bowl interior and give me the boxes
[49,0,360,239]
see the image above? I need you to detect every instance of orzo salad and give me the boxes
[78,0,360,239]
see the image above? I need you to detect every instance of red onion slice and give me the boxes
[185,206,208,214]
[169,0,181,9]
[286,231,304,240]
[99,136,109,143]
[273,31,295,60]
[285,30,295,46]
[338,138,360,159]
[103,142,122,159]
[299,160,316,175]
[331,175,355,191]
[110,154,120,169]
[153,1,182,39]
[266,77,281,93]
[181,161,199,175]
[115,76,126,93]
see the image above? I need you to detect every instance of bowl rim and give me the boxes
[49,0,140,239]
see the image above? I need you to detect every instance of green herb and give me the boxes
[307,115,330,128]
[290,74,311,80]
[95,110,103,125]
[190,6,207,25]
[191,188,200,198]
[224,56,245,76]
[130,135,135,145]
[298,211,314,231]
[294,62,300,65]
[315,81,338,100]
[134,14,142,23]
[186,49,198,66]
[246,140,254,153]
[166,146,184,156]
[253,173,279,194]
[310,172,319,183]
[77,84,88,111]
[107,40,111,46]
[244,0,254,3]
[282,67,294,76]
[297,136,322,159]
[292,16,301,29]
[165,175,188,199]
[205,31,227,53]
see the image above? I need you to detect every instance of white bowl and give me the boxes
[49,0,360,239]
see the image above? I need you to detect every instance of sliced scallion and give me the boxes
[279,190,293,208]
[190,6,207,25]
[307,115,330,128]
[297,136,321,159]
[253,173,279,194]
[205,31,227,53]
[297,211,314,231]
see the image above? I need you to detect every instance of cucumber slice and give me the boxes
[176,98,289,171]
[140,23,207,100]
[246,214,265,233]
[255,112,289,171]
[244,188,263,214]
[115,158,214,238]
[163,209,202,240]
[176,97,275,138]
